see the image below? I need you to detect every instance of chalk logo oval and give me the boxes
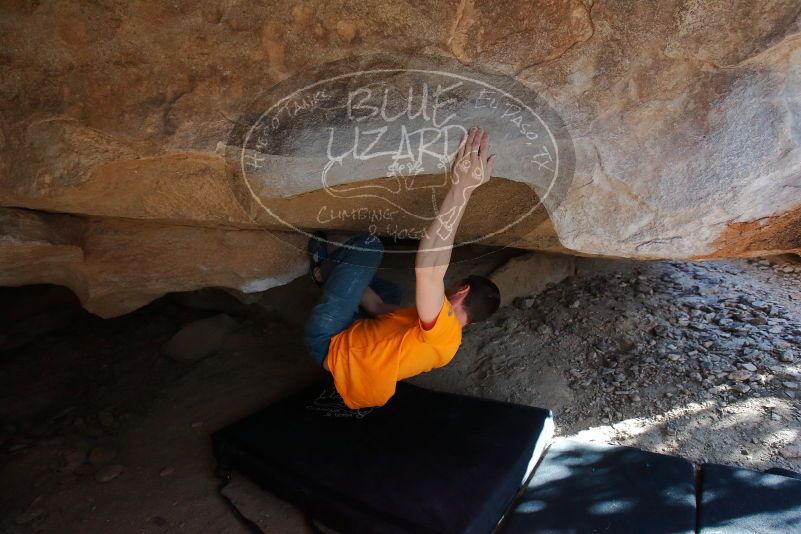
[226,54,574,257]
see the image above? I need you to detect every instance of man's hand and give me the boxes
[359,286,400,317]
[434,128,495,240]
[452,127,495,191]
[414,127,495,327]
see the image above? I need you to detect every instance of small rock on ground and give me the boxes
[95,464,124,483]
[161,314,239,362]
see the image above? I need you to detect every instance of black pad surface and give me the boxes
[213,381,553,534]
[504,439,696,534]
[699,463,801,533]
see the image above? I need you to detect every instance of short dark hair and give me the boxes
[462,275,500,323]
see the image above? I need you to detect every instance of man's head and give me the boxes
[446,275,501,326]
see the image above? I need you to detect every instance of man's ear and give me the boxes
[450,284,470,305]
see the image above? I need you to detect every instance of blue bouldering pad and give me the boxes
[699,463,801,533]
[504,439,696,534]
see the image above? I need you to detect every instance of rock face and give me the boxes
[0,208,306,317]
[1,0,800,314]
[490,253,576,307]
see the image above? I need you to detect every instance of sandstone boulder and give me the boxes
[0,1,799,314]
[0,208,307,317]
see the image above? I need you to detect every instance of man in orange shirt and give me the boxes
[303,127,501,408]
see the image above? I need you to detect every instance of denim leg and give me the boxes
[303,234,384,365]
[369,277,402,306]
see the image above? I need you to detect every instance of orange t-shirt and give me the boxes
[326,299,462,409]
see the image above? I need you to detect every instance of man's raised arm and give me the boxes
[414,127,495,327]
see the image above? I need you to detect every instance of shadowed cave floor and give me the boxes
[1,251,800,533]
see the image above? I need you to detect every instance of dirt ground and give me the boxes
[1,250,800,533]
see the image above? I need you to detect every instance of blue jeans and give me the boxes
[303,234,401,366]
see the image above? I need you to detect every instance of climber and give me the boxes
[303,127,501,409]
